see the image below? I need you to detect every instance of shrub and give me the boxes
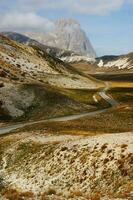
[101,143,108,152]
[45,187,56,195]
[0,82,4,87]
[0,70,7,77]
[0,176,5,191]
[1,188,33,200]
[41,193,48,200]
[86,192,101,200]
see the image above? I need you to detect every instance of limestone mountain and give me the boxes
[25,18,96,58]
[2,31,96,64]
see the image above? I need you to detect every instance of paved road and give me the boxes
[99,82,118,106]
[0,83,118,135]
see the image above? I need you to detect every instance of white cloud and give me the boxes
[0,0,130,15]
[0,12,55,32]
[0,0,132,33]
[70,0,124,15]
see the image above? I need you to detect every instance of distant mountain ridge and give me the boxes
[96,53,133,70]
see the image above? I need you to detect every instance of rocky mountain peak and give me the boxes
[24,18,96,58]
[55,18,80,27]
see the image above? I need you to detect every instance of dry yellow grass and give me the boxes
[109,81,133,88]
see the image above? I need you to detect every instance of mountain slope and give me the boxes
[96,53,133,72]
[1,31,75,58]
[2,32,96,64]
[0,34,100,88]
[69,52,133,76]
[25,18,96,58]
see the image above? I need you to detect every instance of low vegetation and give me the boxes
[0,34,133,200]
[108,87,133,103]
[0,34,103,123]
[0,132,132,200]
[17,103,133,135]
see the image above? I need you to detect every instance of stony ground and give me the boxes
[0,131,133,200]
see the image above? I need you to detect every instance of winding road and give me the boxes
[0,83,118,135]
[99,82,118,106]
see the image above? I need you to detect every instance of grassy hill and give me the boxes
[0,35,103,121]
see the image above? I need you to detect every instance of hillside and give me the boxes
[96,53,133,72]
[1,32,75,58]
[0,131,133,200]
[69,53,133,77]
[0,35,102,121]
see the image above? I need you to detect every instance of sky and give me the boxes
[0,0,133,56]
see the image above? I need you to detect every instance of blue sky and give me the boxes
[0,0,133,56]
